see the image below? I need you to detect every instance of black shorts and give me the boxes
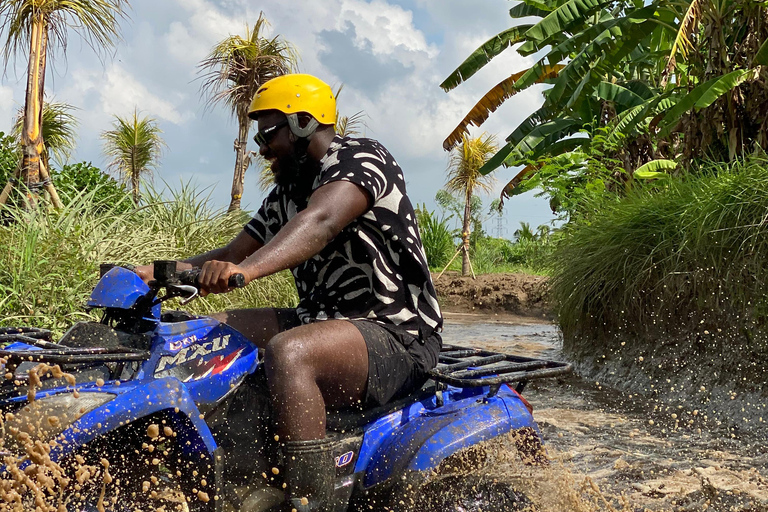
[350,320,442,406]
[273,310,442,407]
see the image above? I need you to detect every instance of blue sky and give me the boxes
[0,0,555,237]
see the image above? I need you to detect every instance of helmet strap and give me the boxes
[286,113,319,140]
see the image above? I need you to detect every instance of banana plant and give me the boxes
[442,0,768,199]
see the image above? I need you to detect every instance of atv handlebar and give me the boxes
[178,268,246,290]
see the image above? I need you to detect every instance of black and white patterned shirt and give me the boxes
[245,135,443,338]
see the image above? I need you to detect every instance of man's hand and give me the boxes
[198,260,251,296]
[134,264,154,284]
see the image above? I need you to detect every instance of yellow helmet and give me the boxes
[248,74,336,128]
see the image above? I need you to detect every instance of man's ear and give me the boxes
[297,113,312,129]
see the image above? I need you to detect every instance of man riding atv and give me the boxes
[136,73,443,512]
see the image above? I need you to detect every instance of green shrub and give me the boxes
[551,155,768,344]
[415,205,456,269]
[0,184,297,335]
[468,235,553,274]
[52,162,131,211]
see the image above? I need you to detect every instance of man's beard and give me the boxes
[272,144,320,202]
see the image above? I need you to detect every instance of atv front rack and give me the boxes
[429,344,572,395]
[0,327,149,368]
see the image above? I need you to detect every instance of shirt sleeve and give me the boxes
[317,140,392,203]
[244,187,284,245]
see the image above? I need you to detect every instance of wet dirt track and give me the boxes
[441,312,768,512]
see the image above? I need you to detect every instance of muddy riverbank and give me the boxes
[441,314,768,512]
[433,272,551,319]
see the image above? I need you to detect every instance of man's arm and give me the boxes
[135,230,263,282]
[198,180,371,293]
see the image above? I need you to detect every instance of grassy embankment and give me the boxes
[550,157,768,399]
[0,186,298,336]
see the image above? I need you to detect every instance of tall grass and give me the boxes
[551,156,768,351]
[416,207,455,269]
[0,185,297,335]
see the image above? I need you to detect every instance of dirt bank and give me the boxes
[432,271,552,319]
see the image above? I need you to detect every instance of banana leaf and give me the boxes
[524,0,612,46]
[656,69,753,138]
[443,65,563,151]
[509,1,552,19]
[597,82,647,109]
[501,164,540,199]
[504,118,581,165]
[754,36,768,66]
[440,25,534,91]
[633,159,677,179]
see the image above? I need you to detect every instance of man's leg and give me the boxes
[263,319,369,440]
[210,308,301,350]
[263,320,368,511]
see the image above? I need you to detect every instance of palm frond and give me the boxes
[0,0,129,65]
[445,133,499,197]
[13,101,79,166]
[198,12,298,119]
[101,109,165,183]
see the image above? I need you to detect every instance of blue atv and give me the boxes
[0,261,571,512]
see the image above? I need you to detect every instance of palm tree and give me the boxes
[0,0,128,207]
[101,109,166,204]
[14,101,78,167]
[1,101,77,207]
[445,133,498,276]
[199,13,297,211]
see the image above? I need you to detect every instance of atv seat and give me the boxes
[325,381,438,432]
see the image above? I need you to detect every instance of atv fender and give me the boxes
[52,376,216,461]
[361,390,536,488]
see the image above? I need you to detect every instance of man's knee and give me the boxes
[264,330,314,376]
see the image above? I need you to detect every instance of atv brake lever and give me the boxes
[175,284,199,305]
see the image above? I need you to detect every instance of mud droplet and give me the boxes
[96,378,105,387]
[147,424,160,439]
[271,467,280,475]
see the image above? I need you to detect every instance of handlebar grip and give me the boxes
[229,273,246,288]
[178,269,246,289]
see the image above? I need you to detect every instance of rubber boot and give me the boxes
[270,438,336,512]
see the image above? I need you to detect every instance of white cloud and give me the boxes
[164,0,243,66]
[66,64,194,125]
[337,0,438,61]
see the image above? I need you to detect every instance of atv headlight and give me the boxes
[3,392,115,452]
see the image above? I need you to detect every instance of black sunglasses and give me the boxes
[254,119,289,147]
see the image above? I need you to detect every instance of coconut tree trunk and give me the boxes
[228,118,250,211]
[17,14,61,209]
[461,188,472,276]
[130,149,140,204]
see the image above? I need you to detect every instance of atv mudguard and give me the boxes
[87,266,160,318]
[51,376,216,461]
[358,386,536,488]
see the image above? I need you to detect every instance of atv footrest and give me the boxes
[429,344,571,388]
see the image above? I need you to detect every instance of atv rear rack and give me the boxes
[429,344,571,395]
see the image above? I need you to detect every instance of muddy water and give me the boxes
[441,312,768,512]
